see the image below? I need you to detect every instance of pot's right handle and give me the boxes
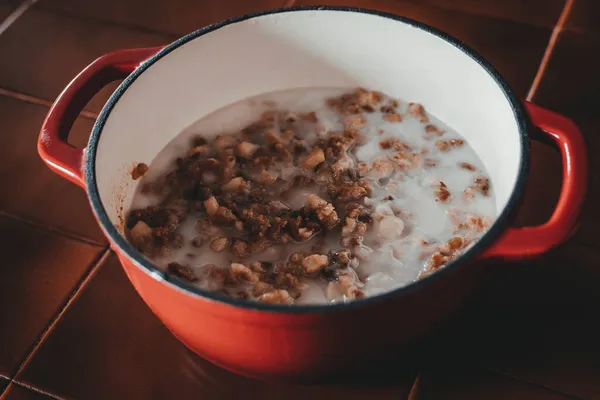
[480,102,588,260]
[38,46,163,188]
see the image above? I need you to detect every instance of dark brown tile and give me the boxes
[0,383,55,400]
[0,214,103,377]
[16,254,411,400]
[0,8,169,114]
[294,0,551,97]
[0,95,105,243]
[529,31,600,248]
[565,0,600,35]
[419,241,600,399]
[401,0,566,28]
[414,368,573,400]
[42,0,287,37]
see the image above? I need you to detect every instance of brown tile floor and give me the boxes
[1,0,599,398]
[0,214,104,377]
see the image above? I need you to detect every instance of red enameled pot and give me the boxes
[37,7,587,380]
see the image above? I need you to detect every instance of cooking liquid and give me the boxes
[129,88,496,304]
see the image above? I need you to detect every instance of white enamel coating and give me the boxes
[93,9,521,234]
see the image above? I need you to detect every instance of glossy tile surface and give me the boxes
[0,214,102,376]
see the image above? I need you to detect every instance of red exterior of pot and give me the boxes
[116,249,481,379]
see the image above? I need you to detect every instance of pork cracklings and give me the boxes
[126,88,496,305]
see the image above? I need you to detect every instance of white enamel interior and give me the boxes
[93,9,522,234]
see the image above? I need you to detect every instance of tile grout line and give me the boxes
[0,211,105,247]
[526,0,575,101]
[9,381,66,400]
[0,0,39,36]
[0,87,98,120]
[10,248,111,387]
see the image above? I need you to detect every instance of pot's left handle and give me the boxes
[38,46,164,188]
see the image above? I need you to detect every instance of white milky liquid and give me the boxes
[129,88,496,304]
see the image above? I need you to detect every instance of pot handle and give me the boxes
[38,46,164,188]
[480,101,588,260]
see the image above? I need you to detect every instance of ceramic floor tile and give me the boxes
[0,7,170,114]
[41,0,288,37]
[418,241,600,399]
[529,31,600,248]
[294,0,551,98]
[16,254,412,400]
[0,214,103,377]
[0,95,104,243]
[400,0,566,28]
[0,384,56,400]
[413,368,574,400]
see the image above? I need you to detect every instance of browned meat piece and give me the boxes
[167,262,197,282]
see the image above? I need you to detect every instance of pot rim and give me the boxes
[85,5,530,314]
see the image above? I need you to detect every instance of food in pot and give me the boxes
[125,88,495,304]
